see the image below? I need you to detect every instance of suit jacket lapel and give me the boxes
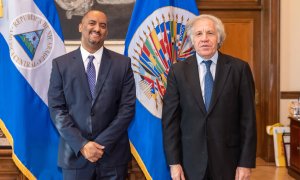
[72,48,93,101]
[93,48,112,103]
[185,55,206,114]
[208,52,231,113]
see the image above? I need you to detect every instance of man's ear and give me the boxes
[79,23,82,33]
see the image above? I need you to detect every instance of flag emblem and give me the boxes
[9,13,54,69]
[127,6,195,118]
[14,29,44,61]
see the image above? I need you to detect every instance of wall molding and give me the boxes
[281,91,300,99]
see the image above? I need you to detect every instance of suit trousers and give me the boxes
[204,164,213,180]
[62,162,127,180]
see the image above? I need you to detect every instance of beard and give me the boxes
[88,32,105,46]
[88,37,104,47]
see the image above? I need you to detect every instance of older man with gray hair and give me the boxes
[162,14,257,180]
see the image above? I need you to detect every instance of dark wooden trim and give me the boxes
[259,0,280,162]
[288,168,300,180]
[281,91,300,99]
[197,5,262,11]
[0,149,12,156]
[197,0,262,10]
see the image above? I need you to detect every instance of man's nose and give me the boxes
[93,24,101,32]
[201,34,209,42]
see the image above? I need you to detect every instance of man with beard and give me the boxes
[48,10,135,180]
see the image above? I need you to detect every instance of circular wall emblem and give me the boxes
[8,13,54,69]
[128,7,196,118]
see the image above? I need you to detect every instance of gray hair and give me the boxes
[186,14,226,49]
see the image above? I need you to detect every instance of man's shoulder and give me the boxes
[172,54,196,68]
[53,48,79,63]
[219,52,248,67]
[104,48,130,62]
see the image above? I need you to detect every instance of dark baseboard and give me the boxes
[281,91,300,99]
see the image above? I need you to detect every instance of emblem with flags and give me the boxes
[0,0,65,179]
[125,0,199,179]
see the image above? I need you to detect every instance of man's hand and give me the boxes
[235,167,251,180]
[170,164,185,180]
[80,141,105,162]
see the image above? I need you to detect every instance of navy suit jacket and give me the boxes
[48,47,135,169]
[162,52,257,180]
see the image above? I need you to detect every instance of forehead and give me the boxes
[193,18,216,30]
[82,11,107,23]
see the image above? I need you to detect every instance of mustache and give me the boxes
[200,44,210,47]
[90,30,101,35]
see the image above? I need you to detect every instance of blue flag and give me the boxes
[125,0,199,179]
[0,0,65,179]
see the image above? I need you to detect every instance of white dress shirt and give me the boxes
[80,46,103,82]
[196,51,218,102]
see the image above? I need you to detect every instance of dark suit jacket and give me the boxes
[162,52,256,180]
[48,47,135,169]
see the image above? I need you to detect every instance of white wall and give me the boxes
[280,0,300,125]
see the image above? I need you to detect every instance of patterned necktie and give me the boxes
[87,55,96,99]
[203,60,213,111]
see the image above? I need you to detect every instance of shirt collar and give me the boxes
[80,46,103,64]
[196,51,219,65]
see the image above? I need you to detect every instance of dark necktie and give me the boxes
[203,60,213,111]
[87,55,96,99]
